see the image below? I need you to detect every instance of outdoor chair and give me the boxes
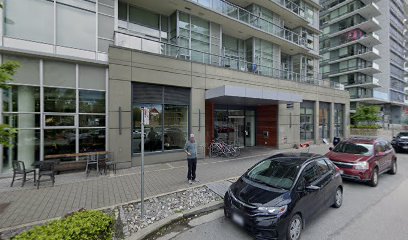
[101,152,116,174]
[10,161,36,187]
[85,154,100,177]
[37,160,59,189]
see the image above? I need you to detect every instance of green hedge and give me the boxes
[351,125,381,129]
[12,210,114,240]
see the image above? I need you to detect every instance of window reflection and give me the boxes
[44,87,76,113]
[79,90,105,113]
[164,105,188,150]
[79,129,106,153]
[44,129,76,157]
[133,105,163,153]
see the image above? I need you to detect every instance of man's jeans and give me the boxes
[187,158,197,180]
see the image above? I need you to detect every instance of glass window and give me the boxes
[4,0,53,44]
[315,159,330,176]
[245,159,300,190]
[3,55,40,85]
[133,104,163,153]
[118,1,127,20]
[79,65,106,90]
[98,14,114,39]
[44,87,76,113]
[44,61,76,88]
[79,115,106,127]
[79,90,105,113]
[319,102,330,139]
[79,129,106,153]
[129,5,159,29]
[3,114,41,128]
[44,129,76,157]
[2,85,41,112]
[333,142,374,156]
[4,129,41,169]
[300,102,314,141]
[45,115,75,127]
[163,105,188,150]
[57,3,96,51]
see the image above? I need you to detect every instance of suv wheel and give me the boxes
[287,214,302,240]
[369,168,379,187]
[388,160,397,175]
[332,187,343,208]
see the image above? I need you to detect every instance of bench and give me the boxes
[44,151,112,173]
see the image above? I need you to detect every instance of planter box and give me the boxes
[350,128,379,136]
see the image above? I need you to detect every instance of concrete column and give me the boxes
[17,86,35,167]
[330,102,335,141]
[314,101,319,144]
[344,102,350,138]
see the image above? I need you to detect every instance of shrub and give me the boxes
[12,210,114,240]
[351,125,381,129]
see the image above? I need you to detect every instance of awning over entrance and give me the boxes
[205,85,302,105]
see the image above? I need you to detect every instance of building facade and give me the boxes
[320,0,408,125]
[0,0,349,173]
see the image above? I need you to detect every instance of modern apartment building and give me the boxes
[0,0,349,174]
[320,0,408,125]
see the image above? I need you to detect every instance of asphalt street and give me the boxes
[162,152,408,240]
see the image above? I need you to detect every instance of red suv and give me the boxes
[325,137,397,187]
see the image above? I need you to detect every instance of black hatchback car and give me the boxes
[224,153,343,240]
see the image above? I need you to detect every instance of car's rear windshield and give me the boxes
[244,159,300,190]
[332,142,373,156]
[398,132,408,137]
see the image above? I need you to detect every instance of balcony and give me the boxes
[350,90,388,104]
[229,0,313,31]
[328,17,381,39]
[344,77,381,89]
[328,48,380,64]
[329,62,381,77]
[328,32,381,51]
[114,32,340,89]
[325,2,380,26]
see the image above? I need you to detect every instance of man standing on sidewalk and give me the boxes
[184,133,198,185]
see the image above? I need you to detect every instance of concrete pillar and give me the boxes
[330,102,335,141]
[17,86,35,167]
[314,101,319,144]
[344,102,350,138]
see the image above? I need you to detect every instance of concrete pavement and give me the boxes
[0,145,329,232]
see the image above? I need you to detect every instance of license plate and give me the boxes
[232,213,244,226]
[403,146,408,149]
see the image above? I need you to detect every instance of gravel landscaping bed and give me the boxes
[0,186,221,240]
[105,186,221,238]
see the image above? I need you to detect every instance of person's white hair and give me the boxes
[190,133,195,138]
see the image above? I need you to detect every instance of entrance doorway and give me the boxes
[214,109,255,147]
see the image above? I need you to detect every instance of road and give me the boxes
[159,153,408,240]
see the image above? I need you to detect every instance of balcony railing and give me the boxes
[189,0,308,48]
[114,32,343,89]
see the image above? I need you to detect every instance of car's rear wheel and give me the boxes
[332,187,343,208]
[287,214,302,240]
[388,160,397,175]
[369,167,379,187]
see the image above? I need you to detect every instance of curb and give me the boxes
[127,200,224,240]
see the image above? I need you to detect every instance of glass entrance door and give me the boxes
[214,109,254,148]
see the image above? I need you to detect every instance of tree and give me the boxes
[351,105,381,126]
[0,61,20,146]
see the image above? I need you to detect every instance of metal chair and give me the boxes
[10,161,36,187]
[104,152,117,174]
[85,154,99,177]
[37,160,59,189]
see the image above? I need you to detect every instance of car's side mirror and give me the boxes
[305,185,320,191]
[329,147,333,151]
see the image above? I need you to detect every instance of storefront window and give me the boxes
[300,101,314,141]
[44,87,76,113]
[319,102,331,139]
[132,83,190,154]
[79,90,105,113]
[79,115,106,127]
[79,129,106,153]
[3,85,40,112]
[164,105,188,150]
[44,129,76,157]
[334,104,344,137]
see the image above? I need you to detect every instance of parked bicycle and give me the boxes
[208,139,241,158]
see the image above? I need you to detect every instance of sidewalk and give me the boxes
[0,145,329,232]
